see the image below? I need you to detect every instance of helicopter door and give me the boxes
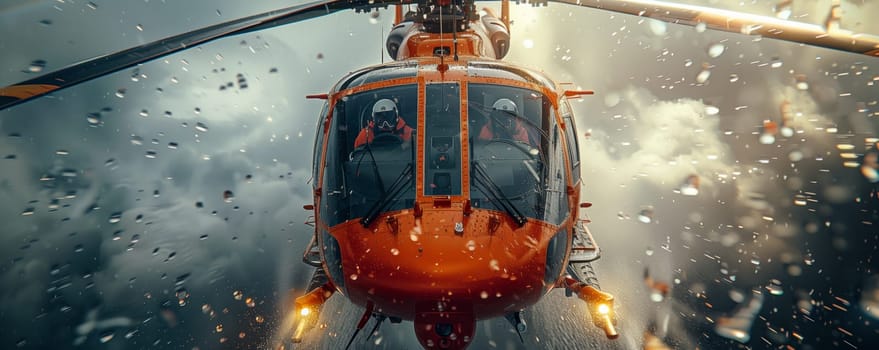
[424,83,462,196]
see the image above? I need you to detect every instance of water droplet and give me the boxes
[648,19,667,35]
[99,331,114,343]
[680,175,700,196]
[87,2,98,10]
[774,1,792,19]
[195,122,208,133]
[130,135,143,145]
[232,290,243,300]
[696,68,711,84]
[767,279,784,295]
[695,22,707,33]
[115,89,126,98]
[728,74,739,83]
[145,150,157,159]
[369,11,380,24]
[683,59,693,67]
[645,247,654,256]
[704,105,719,115]
[215,324,223,333]
[135,24,143,31]
[637,207,654,223]
[168,142,178,149]
[802,254,815,267]
[390,248,399,256]
[707,43,725,58]
[466,240,476,251]
[86,113,102,126]
[480,291,489,299]
[21,207,35,216]
[222,190,234,203]
[27,60,46,73]
[108,212,122,223]
[350,274,359,280]
[489,259,500,271]
[789,74,807,90]
[770,57,783,68]
[139,109,149,117]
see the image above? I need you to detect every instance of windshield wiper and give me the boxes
[471,161,527,227]
[360,163,413,227]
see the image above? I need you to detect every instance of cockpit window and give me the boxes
[468,84,567,225]
[424,83,462,196]
[320,84,417,226]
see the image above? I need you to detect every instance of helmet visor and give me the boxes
[374,110,397,131]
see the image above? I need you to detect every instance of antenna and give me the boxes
[452,0,459,61]
[380,19,384,64]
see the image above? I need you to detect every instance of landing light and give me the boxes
[300,307,311,317]
[597,303,610,315]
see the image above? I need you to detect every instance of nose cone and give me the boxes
[331,208,559,320]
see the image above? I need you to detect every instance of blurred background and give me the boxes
[0,0,877,348]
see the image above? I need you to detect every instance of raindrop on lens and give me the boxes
[767,279,784,295]
[223,190,234,203]
[770,57,783,68]
[707,43,725,58]
[704,105,719,116]
[27,60,47,73]
[115,89,126,98]
[87,113,102,126]
[696,69,711,84]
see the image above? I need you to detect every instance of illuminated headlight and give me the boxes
[597,303,610,315]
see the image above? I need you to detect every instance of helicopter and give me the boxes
[1,1,878,349]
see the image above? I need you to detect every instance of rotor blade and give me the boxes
[549,0,879,58]
[0,0,365,111]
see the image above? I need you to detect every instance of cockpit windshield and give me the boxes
[468,84,567,225]
[319,82,567,227]
[321,84,417,226]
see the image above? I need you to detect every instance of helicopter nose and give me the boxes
[335,208,557,319]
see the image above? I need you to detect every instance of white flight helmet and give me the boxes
[492,98,517,113]
[372,98,399,131]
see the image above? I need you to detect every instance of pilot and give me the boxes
[478,98,532,144]
[354,98,414,148]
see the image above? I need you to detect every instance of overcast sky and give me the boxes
[1,1,878,349]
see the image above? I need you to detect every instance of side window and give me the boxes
[560,99,581,184]
[312,101,329,190]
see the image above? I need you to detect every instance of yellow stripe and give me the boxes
[0,84,59,99]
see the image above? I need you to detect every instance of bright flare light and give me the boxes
[597,304,610,315]
[300,307,311,317]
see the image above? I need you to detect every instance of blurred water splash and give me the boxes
[860,275,879,320]
[715,291,764,343]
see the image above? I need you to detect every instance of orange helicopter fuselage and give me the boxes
[309,11,585,348]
